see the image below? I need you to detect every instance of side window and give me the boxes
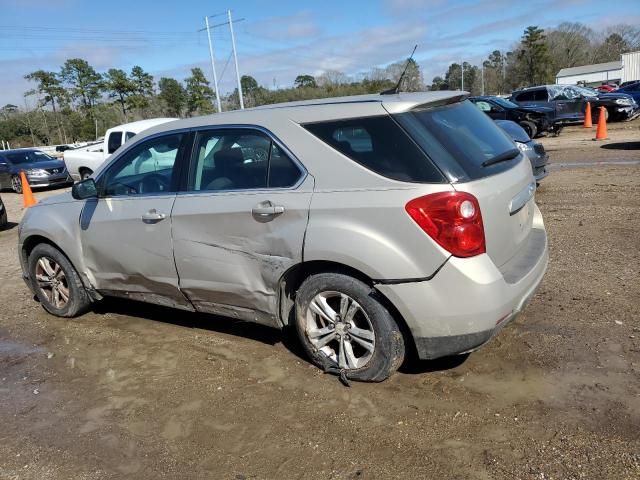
[107,131,123,154]
[303,116,444,183]
[534,89,549,101]
[190,130,301,191]
[102,134,183,197]
[268,144,302,188]
[514,91,534,102]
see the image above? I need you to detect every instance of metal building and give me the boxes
[555,61,622,86]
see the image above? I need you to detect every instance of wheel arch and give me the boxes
[277,260,418,360]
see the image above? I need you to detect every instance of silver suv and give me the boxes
[18,92,548,382]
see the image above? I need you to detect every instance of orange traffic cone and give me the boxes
[20,171,38,208]
[583,102,592,128]
[593,106,608,141]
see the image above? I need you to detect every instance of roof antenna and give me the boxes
[381,45,418,95]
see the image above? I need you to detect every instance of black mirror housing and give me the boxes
[72,178,98,200]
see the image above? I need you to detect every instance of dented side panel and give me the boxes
[171,176,314,326]
[79,195,192,309]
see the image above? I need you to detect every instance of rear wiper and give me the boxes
[482,148,520,167]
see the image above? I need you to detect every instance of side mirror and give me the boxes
[72,178,98,200]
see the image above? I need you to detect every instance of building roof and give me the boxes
[556,61,622,78]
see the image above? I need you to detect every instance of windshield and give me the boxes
[492,97,520,109]
[5,150,56,165]
[394,100,520,182]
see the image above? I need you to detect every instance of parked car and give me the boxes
[0,195,6,228]
[0,149,73,193]
[469,95,560,138]
[495,120,548,183]
[615,81,640,104]
[595,83,617,93]
[510,85,639,123]
[64,118,177,181]
[18,93,548,382]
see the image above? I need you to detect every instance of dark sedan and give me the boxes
[495,119,548,183]
[0,149,72,193]
[469,95,560,138]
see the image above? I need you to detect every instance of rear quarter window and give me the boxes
[302,116,445,183]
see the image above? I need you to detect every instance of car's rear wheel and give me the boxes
[28,243,91,318]
[11,175,22,194]
[294,273,405,382]
[519,121,537,139]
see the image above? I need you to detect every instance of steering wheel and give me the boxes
[140,173,170,194]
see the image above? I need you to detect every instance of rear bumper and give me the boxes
[376,208,548,360]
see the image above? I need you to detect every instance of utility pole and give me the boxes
[461,61,464,91]
[205,16,223,113]
[481,63,485,96]
[228,9,244,109]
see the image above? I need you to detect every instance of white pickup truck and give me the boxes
[64,118,176,181]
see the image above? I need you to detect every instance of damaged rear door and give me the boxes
[171,128,312,327]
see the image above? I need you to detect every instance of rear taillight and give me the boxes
[405,192,485,257]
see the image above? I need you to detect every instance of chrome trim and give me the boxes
[509,180,536,215]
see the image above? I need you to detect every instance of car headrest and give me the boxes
[214,148,244,169]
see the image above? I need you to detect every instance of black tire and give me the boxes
[11,175,22,194]
[0,208,7,229]
[28,243,91,318]
[294,273,405,382]
[80,169,93,181]
[519,121,537,139]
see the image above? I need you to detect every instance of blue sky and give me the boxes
[1,0,639,106]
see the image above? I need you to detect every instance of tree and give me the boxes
[158,77,186,117]
[184,67,215,116]
[517,26,551,86]
[60,58,103,111]
[385,58,423,92]
[104,68,135,119]
[430,76,448,90]
[128,65,155,113]
[294,75,317,88]
[23,70,68,143]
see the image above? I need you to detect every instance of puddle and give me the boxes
[0,340,45,356]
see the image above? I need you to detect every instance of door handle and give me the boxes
[141,209,166,223]
[252,202,285,218]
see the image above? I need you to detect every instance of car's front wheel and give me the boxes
[11,175,22,194]
[28,243,91,317]
[294,273,405,382]
[519,120,537,139]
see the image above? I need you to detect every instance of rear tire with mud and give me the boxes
[28,243,91,318]
[294,273,405,382]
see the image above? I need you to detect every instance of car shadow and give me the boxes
[0,221,18,231]
[601,141,640,150]
[90,297,468,376]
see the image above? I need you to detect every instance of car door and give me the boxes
[171,128,313,327]
[79,132,193,310]
[550,86,583,121]
[487,100,507,120]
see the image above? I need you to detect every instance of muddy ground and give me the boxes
[0,122,639,479]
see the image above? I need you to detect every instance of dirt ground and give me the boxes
[1,121,639,479]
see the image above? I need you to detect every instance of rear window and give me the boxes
[303,116,444,183]
[107,131,123,154]
[394,100,520,182]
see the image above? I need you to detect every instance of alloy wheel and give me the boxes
[305,291,376,369]
[11,176,22,193]
[35,256,70,309]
